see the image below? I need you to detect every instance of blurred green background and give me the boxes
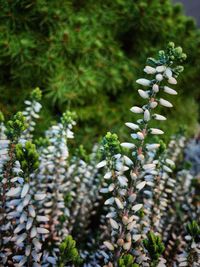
[0,0,199,148]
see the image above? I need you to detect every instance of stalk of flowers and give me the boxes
[139,133,186,243]
[165,173,200,265]
[148,133,186,241]
[147,139,184,235]
[163,167,196,263]
[36,111,76,265]
[97,43,185,264]
[101,43,186,265]
[0,112,27,265]
[67,145,103,240]
[98,132,148,266]
[7,141,49,266]
[139,141,167,234]
[20,88,42,143]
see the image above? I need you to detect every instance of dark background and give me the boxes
[175,0,200,25]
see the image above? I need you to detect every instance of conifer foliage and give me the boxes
[0,0,200,143]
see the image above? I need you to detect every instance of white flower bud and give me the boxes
[121,143,135,149]
[130,106,143,113]
[123,155,133,166]
[110,218,119,229]
[164,86,177,95]
[34,193,46,201]
[168,77,177,84]
[144,110,150,122]
[30,227,37,238]
[128,193,137,203]
[137,132,144,140]
[146,143,160,151]
[143,163,156,171]
[152,84,159,93]
[96,160,107,168]
[150,128,164,135]
[21,184,29,198]
[104,171,112,179]
[165,68,172,78]
[166,158,175,166]
[105,197,114,205]
[103,241,114,251]
[100,188,109,193]
[108,183,115,192]
[136,181,146,191]
[136,78,151,86]
[6,187,21,197]
[153,114,167,120]
[156,74,163,81]
[123,242,131,250]
[37,227,49,234]
[118,176,128,186]
[138,89,149,99]
[115,198,124,209]
[150,101,158,109]
[117,239,124,246]
[127,221,136,231]
[156,65,166,72]
[159,98,173,108]
[125,122,139,130]
[163,165,172,173]
[126,233,132,242]
[122,216,129,225]
[131,133,137,139]
[137,154,144,161]
[132,204,143,212]
[144,66,156,74]
[132,234,141,242]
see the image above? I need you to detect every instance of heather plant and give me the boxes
[0,44,200,267]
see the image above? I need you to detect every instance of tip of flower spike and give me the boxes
[61,111,77,125]
[30,87,42,101]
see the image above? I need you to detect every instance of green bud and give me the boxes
[61,111,76,126]
[5,112,27,141]
[30,87,42,101]
[168,42,175,49]
[186,221,200,243]
[35,137,50,148]
[101,132,121,159]
[59,235,82,266]
[181,53,187,60]
[174,46,183,55]
[15,141,39,176]
[158,140,166,154]
[118,254,137,267]
[143,231,165,263]
[75,145,89,162]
